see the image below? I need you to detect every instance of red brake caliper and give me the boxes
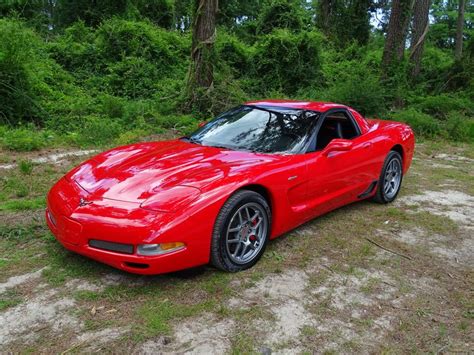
[249,217,258,242]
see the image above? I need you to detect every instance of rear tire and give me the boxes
[210,190,271,272]
[373,151,403,204]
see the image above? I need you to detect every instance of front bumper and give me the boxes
[45,178,212,275]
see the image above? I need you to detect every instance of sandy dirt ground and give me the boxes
[0,141,472,354]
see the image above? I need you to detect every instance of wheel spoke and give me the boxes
[245,207,251,221]
[253,218,262,230]
[250,211,259,222]
[233,242,242,258]
[240,244,249,258]
[228,226,240,233]
[238,210,243,225]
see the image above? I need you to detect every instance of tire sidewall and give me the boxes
[379,151,403,203]
[214,191,271,272]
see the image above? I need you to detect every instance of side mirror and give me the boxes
[322,139,353,157]
[198,121,207,128]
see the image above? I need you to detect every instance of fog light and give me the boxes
[137,242,185,256]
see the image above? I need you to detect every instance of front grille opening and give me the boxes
[89,239,134,254]
[124,262,149,269]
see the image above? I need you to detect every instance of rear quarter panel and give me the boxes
[365,119,415,174]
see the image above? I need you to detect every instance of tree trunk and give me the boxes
[455,0,466,60]
[317,0,332,35]
[185,0,218,111]
[382,0,414,70]
[409,0,431,78]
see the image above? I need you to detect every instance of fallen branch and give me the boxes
[365,238,412,260]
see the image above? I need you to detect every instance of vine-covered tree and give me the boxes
[185,0,218,112]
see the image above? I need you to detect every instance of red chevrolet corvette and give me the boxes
[46,100,415,274]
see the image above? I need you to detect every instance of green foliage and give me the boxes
[445,111,474,142]
[0,3,472,145]
[18,160,34,175]
[412,94,474,119]
[73,115,123,146]
[390,108,442,138]
[390,108,473,142]
[0,127,45,151]
[0,197,45,211]
[256,0,308,34]
[316,0,371,45]
[0,19,50,124]
[216,32,253,77]
[253,29,322,94]
[316,46,386,116]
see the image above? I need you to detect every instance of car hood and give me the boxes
[69,140,277,203]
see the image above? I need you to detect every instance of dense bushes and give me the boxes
[0,19,55,125]
[253,29,322,94]
[389,108,474,141]
[0,9,473,152]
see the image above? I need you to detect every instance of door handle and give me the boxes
[362,142,373,149]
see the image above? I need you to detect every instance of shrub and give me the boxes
[412,94,473,119]
[1,128,45,151]
[74,115,123,146]
[0,19,53,125]
[95,18,188,66]
[256,0,309,34]
[389,109,441,138]
[253,29,322,95]
[307,47,387,116]
[18,160,34,175]
[48,21,102,85]
[444,111,474,142]
[216,32,253,77]
[104,57,161,99]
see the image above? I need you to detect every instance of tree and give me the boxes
[455,0,466,59]
[257,0,307,34]
[185,0,218,112]
[316,0,332,35]
[315,0,371,46]
[409,0,431,78]
[382,0,414,71]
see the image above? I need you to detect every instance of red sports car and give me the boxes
[46,100,415,275]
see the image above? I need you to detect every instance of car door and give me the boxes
[303,109,376,219]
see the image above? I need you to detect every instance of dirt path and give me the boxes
[0,141,473,353]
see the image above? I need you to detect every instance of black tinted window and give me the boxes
[188,106,319,154]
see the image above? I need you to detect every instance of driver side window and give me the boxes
[315,111,359,151]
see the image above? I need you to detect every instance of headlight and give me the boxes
[140,185,201,212]
[137,242,185,256]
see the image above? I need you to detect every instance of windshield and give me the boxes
[186,105,320,154]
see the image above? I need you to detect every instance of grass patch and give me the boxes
[0,291,22,311]
[137,299,216,336]
[0,197,45,211]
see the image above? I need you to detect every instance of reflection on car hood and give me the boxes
[70,139,275,203]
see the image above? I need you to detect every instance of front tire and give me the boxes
[211,190,271,272]
[373,151,403,204]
